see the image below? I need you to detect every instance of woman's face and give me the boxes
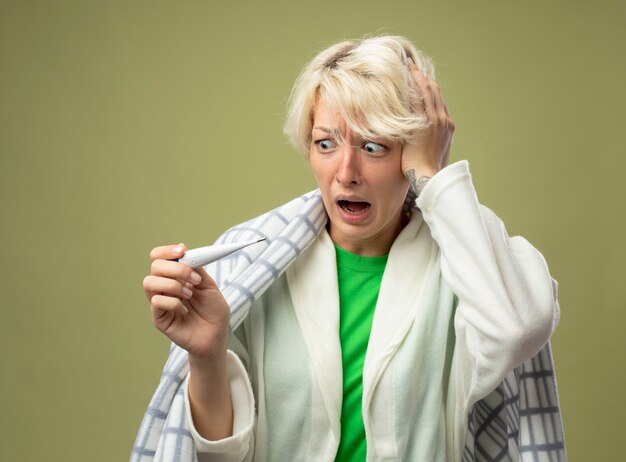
[309,100,410,256]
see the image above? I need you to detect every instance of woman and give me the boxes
[134,36,564,461]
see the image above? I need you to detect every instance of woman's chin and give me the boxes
[328,217,380,252]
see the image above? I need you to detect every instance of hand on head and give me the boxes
[402,58,455,180]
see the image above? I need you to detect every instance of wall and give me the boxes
[1,1,624,460]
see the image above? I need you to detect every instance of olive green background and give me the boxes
[1,1,624,460]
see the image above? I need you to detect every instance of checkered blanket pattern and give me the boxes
[132,190,565,461]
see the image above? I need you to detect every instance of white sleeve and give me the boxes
[184,350,256,462]
[415,160,560,403]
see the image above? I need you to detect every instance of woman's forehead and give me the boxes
[312,99,370,135]
[311,100,388,143]
[311,104,361,143]
[312,100,344,127]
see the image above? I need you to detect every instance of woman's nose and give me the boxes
[336,146,361,185]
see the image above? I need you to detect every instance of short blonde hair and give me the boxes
[283,35,435,156]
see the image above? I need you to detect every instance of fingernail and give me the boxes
[180,305,189,315]
[173,245,184,255]
[182,287,193,298]
[190,271,201,284]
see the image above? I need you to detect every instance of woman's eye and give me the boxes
[363,142,386,154]
[315,139,337,152]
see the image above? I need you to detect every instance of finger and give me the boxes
[149,243,187,262]
[448,116,456,132]
[150,294,188,320]
[411,68,437,121]
[440,97,455,132]
[442,95,450,117]
[431,81,448,122]
[151,259,203,286]
[406,60,426,114]
[143,275,193,300]
[428,83,455,133]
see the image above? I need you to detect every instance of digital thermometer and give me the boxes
[177,238,266,268]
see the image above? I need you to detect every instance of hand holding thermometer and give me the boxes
[176,238,266,268]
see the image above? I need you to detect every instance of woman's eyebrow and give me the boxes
[313,126,332,133]
[313,126,344,140]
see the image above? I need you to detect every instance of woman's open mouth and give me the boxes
[336,200,372,223]
[338,200,370,214]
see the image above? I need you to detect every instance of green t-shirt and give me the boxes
[333,245,388,462]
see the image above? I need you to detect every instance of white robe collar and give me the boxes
[286,210,438,443]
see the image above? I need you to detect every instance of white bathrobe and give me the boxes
[179,160,561,461]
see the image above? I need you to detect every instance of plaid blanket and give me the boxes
[132,190,566,461]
